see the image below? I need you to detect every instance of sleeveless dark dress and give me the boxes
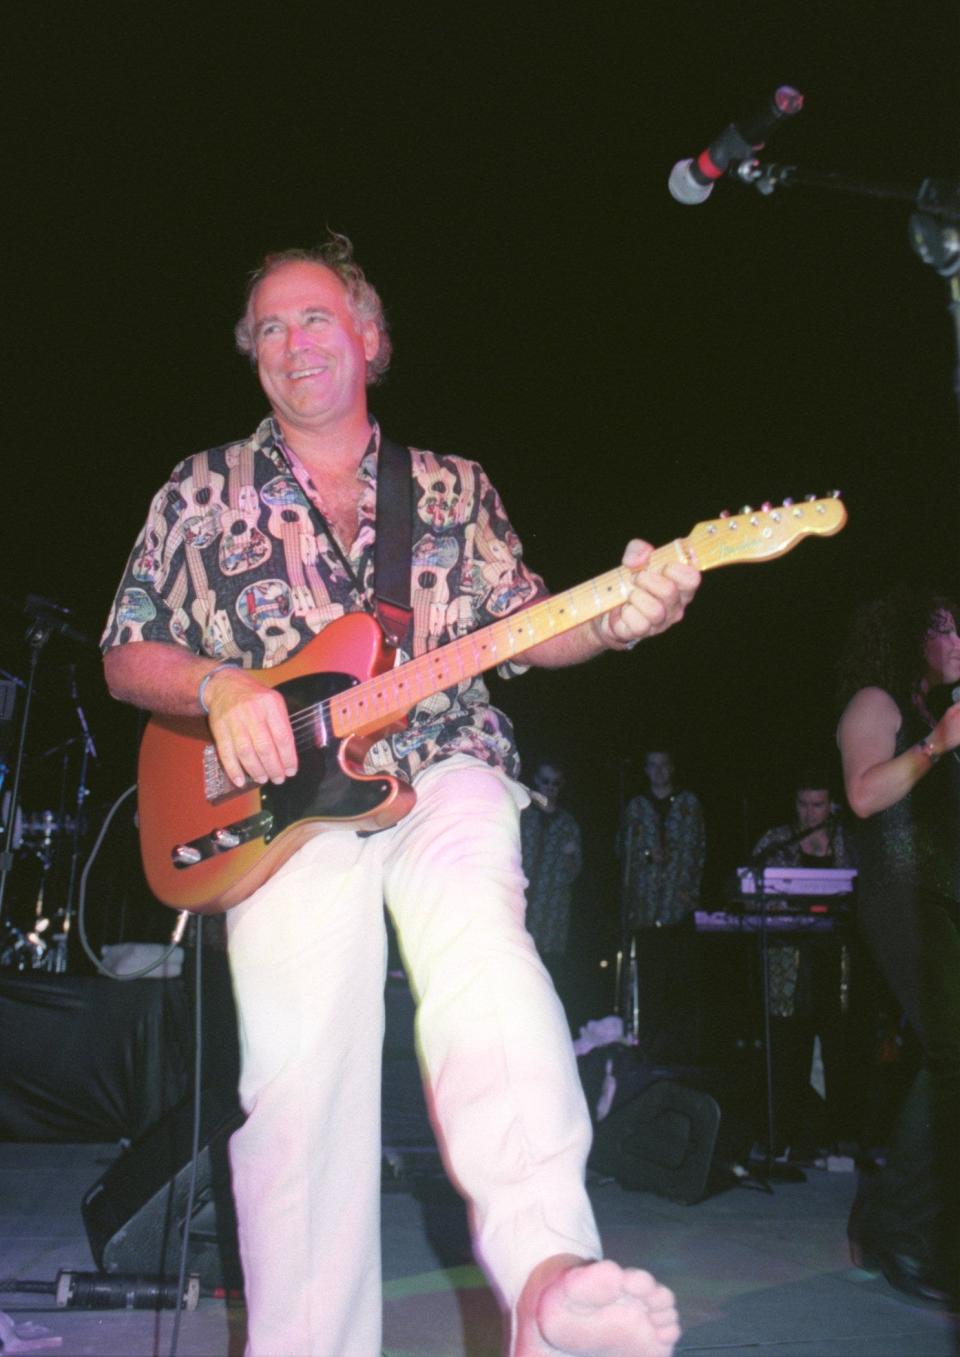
[851,694,960,1283]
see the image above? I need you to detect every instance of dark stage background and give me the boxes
[3,4,958,958]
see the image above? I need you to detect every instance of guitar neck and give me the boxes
[328,539,691,738]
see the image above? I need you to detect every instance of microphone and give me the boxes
[22,594,98,653]
[668,85,804,205]
[925,682,960,722]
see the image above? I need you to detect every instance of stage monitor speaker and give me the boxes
[589,1079,722,1205]
[81,1085,244,1290]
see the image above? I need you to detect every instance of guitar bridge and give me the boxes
[172,810,275,869]
[203,743,238,802]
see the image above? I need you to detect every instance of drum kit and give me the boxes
[0,789,80,970]
[0,595,100,973]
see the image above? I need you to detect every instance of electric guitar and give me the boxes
[138,495,847,914]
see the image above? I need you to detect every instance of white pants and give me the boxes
[227,757,601,1357]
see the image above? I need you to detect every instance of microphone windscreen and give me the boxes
[668,159,713,205]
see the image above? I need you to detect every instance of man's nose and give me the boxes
[286,323,311,352]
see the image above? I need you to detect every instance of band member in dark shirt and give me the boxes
[752,771,861,1157]
[838,586,960,1307]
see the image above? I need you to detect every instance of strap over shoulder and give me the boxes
[374,436,414,647]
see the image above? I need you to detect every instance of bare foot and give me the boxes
[515,1256,681,1357]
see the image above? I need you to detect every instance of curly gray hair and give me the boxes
[234,232,392,385]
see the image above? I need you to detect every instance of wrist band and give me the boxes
[198,661,239,715]
[917,738,940,765]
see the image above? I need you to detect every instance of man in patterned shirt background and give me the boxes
[520,757,583,1023]
[618,748,706,1064]
[751,770,865,1159]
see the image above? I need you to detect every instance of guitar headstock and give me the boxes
[684,493,847,572]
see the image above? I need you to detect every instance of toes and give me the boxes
[536,1260,682,1357]
[623,1272,676,1314]
[560,1259,625,1308]
[620,1268,662,1301]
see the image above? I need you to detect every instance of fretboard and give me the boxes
[328,539,691,738]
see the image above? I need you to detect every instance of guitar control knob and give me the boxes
[173,845,203,866]
[213,828,242,849]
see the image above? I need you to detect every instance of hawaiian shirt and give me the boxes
[749,822,857,1019]
[101,416,548,783]
[620,790,706,930]
[751,822,856,873]
[520,803,583,956]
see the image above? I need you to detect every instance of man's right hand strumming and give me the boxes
[104,640,299,789]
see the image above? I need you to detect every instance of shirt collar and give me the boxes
[256,414,381,483]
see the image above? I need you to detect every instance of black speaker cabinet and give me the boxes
[82,1085,244,1289]
[589,1078,723,1204]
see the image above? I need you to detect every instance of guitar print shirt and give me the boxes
[101,417,548,784]
[620,790,706,930]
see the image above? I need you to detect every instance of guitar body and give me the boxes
[137,613,414,914]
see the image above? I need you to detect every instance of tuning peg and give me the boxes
[761,502,772,512]
[830,488,842,498]
[740,505,753,514]
[804,493,817,502]
[718,509,730,519]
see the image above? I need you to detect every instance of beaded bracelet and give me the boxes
[917,738,941,766]
[198,661,239,715]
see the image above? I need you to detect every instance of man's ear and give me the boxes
[362,321,380,364]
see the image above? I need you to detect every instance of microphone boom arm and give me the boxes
[733,158,960,224]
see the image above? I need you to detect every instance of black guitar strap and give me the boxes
[373,436,414,647]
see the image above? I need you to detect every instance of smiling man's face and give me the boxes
[251,261,379,436]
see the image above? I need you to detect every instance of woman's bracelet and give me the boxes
[198,661,240,715]
[916,737,941,766]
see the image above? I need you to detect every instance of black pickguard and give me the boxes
[257,671,394,839]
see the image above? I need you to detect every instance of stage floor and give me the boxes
[1,1142,957,1356]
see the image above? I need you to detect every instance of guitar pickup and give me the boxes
[172,810,275,869]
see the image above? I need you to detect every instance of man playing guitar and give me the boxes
[102,233,700,1357]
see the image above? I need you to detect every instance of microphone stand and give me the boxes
[53,670,98,973]
[742,824,836,1188]
[731,162,960,433]
[0,670,24,862]
[0,609,59,936]
[614,759,637,1035]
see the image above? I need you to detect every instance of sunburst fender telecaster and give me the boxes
[138,494,847,914]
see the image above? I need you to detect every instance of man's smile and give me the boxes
[289,364,329,380]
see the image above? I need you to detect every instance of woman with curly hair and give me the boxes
[837,584,960,1306]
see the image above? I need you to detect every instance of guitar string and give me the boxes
[281,645,488,749]
[250,511,837,751]
[276,539,697,746]
[276,558,655,747]
[274,541,742,747]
